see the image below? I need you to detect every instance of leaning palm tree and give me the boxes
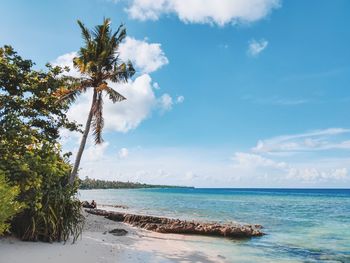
[56,18,135,184]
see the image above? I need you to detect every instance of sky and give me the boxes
[1,0,350,187]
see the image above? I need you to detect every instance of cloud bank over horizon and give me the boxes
[70,128,350,188]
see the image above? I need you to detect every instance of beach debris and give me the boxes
[82,200,97,209]
[113,204,129,209]
[108,228,128,236]
[85,209,264,238]
[99,204,129,209]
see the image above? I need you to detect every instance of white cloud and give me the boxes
[247,39,268,57]
[126,0,281,26]
[158,93,173,112]
[84,141,109,162]
[71,127,350,187]
[253,128,350,153]
[158,94,184,112]
[76,146,350,187]
[67,74,158,133]
[232,152,287,169]
[153,82,160,89]
[287,167,348,182]
[119,36,169,74]
[231,152,349,184]
[51,52,81,77]
[176,95,185,103]
[118,147,129,159]
[185,171,198,180]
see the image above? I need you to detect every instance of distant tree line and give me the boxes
[79,177,192,190]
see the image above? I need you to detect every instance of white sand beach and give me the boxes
[0,211,228,263]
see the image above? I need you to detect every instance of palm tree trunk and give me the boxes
[69,89,97,184]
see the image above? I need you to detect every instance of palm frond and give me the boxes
[108,62,135,82]
[104,85,126,103]
[77,20,92,46]
[111,24,126,47]
[54,87,81,105]
[54,79,92,104]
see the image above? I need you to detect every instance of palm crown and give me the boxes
[56,18,135,183]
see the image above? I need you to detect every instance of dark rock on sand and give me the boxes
[82,201,96,209]
[85,209,264,238]
[108,229,128,236]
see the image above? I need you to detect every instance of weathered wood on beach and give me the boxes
[85,208,264,238]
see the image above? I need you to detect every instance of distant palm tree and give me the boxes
[56,18,135,184]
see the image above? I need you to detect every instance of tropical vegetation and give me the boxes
[0,170,23,235]
[0,45,83,242]
[0,18,136,242]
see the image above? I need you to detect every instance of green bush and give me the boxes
[6,143,85,242]
[0,170,23,235]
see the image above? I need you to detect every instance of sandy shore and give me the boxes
[0,211,229,263]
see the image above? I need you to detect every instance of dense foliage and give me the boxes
[0,170,24,235]
[79,176,192,190]
[0,45,84,242]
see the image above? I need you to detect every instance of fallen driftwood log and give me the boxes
[85,208,264,238]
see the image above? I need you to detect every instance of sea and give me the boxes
[79,188,350,262]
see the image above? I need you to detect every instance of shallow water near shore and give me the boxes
[79,188,350,262]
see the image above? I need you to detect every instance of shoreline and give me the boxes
[0,211,230,263]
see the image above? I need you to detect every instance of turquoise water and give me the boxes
[79,188,350,262]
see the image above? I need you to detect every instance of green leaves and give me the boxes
[0,170,24,235]
[0,45,84,242]
[0,46,81,141]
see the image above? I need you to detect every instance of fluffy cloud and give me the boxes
[153,82,160,90]
[119,37,169,74]
[51,52,81,77]
[158,94,185,112]
[84,142,110,162]
[176,95,185,103]
[252,128,350,153]
[118,148,129,159]
[232,152,287,169]
[126,0,281,26]
[67,74,156,133]
[158,93,173,112]
[247,39,268,57]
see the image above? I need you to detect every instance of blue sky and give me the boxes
[1,0,350,187]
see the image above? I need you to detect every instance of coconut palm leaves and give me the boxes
[56,18,135,183]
